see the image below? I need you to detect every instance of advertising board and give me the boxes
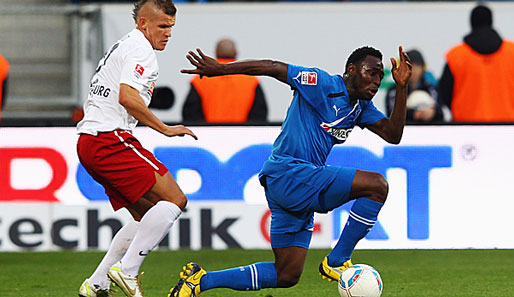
[1,126,513,251]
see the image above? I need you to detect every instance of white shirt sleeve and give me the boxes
[119,44,157,93]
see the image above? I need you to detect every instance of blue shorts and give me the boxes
[261,164,356,249]
[271,229,313,249]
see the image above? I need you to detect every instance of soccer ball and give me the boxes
[338,264,383,297]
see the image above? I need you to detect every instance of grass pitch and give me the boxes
[0,249,513,297]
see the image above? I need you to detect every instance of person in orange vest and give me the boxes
[439,4,514,122]
[182,38,268,123]
[0,53,10,120]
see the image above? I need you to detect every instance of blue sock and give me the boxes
[328,198,383,266]
[200,262,277,291]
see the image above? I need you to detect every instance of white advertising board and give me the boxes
[1,126,514,251]
[0,203,332,252]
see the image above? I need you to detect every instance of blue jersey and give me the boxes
[261,64,386,176]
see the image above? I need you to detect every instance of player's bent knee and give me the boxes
[145,189,187,210]
[148,172,188,210]
[275,265,302,288]
[175,192,187,209]
[371,173,388,203]
[276,272,301,288]
[163,191,187,210]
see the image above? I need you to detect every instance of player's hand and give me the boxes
[181,48,223,78]
[163,125,198,140]
[390,46,412,88]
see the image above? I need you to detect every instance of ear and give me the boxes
[138,17,148,30]
[347,63,357,76]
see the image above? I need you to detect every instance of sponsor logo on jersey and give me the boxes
[320,102,361,141]
[302,72,317,85]
[135,64,145,77]
[321,123,353,141]
[306,72,317,85]
[293,71,318,85]
[333,105,341,116]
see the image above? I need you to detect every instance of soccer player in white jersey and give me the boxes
[77,1,196,297]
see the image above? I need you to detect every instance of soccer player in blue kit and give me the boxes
[169,46,412,297]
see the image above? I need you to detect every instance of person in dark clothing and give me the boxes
[439,4,514,122]
[385,49,444,123]
[182,38,268,123]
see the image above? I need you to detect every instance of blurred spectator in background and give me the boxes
[182,38,268,123]
[0,53,10,120]
[439,4,514,122]
[385,49,444,123]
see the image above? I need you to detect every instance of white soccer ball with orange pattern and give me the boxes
[338,264,383,297]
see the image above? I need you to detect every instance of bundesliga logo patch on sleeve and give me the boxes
[134,64,145,77]
[301,71,317,85]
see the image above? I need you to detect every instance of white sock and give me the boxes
[120,201,182,277]
[89,220,139,289]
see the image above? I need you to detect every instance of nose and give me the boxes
[373,75,381,87]
[165,28,172,37]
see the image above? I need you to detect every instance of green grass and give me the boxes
[1,249,513,297]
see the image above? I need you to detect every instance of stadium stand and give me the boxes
[0,0,83,126]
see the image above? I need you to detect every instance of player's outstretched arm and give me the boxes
[181,48,288,84]
[367,46,412,144]
[119,84,198,139]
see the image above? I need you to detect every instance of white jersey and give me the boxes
[77,29,158,135]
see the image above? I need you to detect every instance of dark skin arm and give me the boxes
[181,48,289,84]
[182,47,412,144]
[366,46,412,144]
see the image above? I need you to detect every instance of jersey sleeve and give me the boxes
[119,45,156,93]
[287,64,335,114]
[357,100,387,128]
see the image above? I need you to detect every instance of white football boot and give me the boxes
[78,278,111,297]
[107,262,144,297]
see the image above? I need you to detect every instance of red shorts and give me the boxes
[77,130,168,210]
